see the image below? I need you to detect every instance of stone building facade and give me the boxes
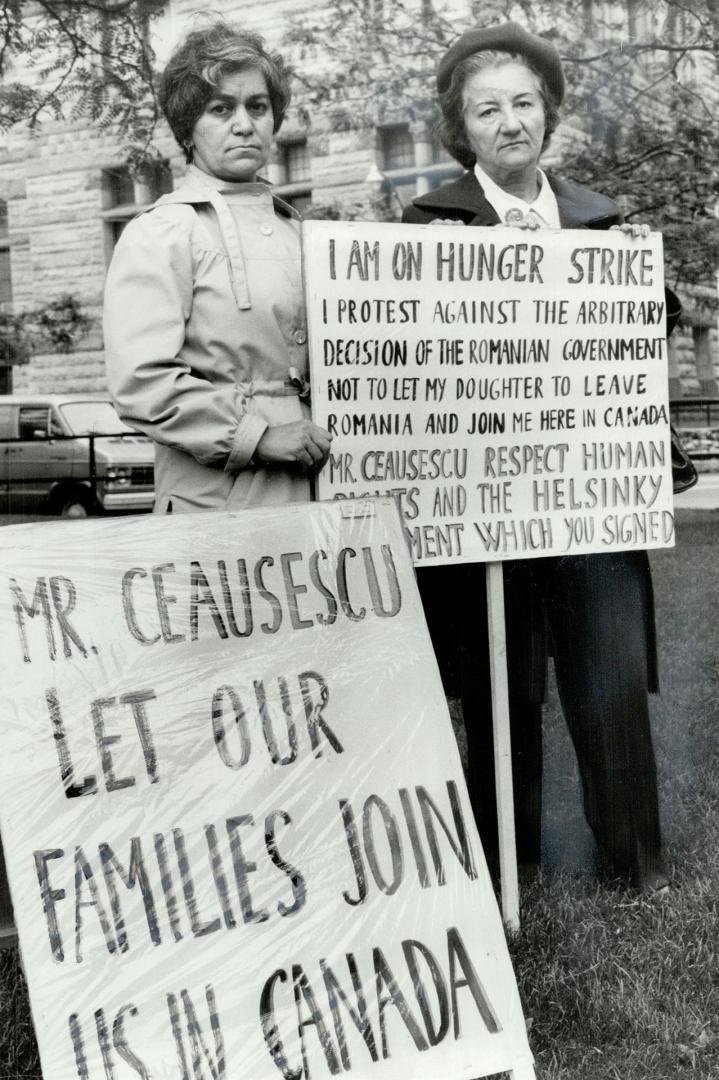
[0,0,717,401]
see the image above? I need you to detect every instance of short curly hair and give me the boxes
[438,50,561,170]
[159,22,292,162]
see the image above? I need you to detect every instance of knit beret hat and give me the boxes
[437,21,565,104]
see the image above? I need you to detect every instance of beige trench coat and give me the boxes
[104,167,312,512]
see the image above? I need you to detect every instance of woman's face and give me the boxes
[461,61,546,186]
[191,67,274,183]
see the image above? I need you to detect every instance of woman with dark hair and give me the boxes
[403,22,672,893]
[104,22,331,513]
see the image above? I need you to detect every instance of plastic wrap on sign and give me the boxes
[0,498,534,1080]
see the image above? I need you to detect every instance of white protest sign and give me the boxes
[0,500,534,1080]
[304,220,674,566]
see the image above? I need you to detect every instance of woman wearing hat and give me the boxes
[403,22,671,892]
[105,22,331,514]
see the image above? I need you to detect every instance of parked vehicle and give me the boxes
[0,394,154,516]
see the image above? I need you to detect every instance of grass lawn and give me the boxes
[509,509,719,1079]
[511,846,719,1079]
[0,510,716,1078]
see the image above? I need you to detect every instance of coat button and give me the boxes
[294,328,307,345]
[260,223,273,235]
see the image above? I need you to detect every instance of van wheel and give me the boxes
[59,499,89,519]
[51,488,93,518]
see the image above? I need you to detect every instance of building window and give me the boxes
[285,142,311,185]
[286,191,314,214]
[693,326,718,397]
[0,202,11,312]
[0,201,13,393]
[581,1,626,42]
[432,136,452,164]
[374,124,461,210]
[272,139,313,213]
[664,4,692,40]
[105,167,135,209]
[381,124,415,171]
[101,161,173,250]
[626,0,654,39]
[581,0,594,34]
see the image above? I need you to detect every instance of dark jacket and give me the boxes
[404,170,660,694]
[402,169,620,230]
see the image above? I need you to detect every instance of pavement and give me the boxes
[674,469,719,510]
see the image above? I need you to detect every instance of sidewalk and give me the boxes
[675,471,719,511]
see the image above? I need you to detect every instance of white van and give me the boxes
[0,393,155,516]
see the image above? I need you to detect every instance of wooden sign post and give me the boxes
[486,561,520,931]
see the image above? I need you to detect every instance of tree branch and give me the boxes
[563,40,717,64]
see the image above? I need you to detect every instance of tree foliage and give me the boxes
[0,291,89,365]
[3,0,719,289]
[0,0,165,162]
[30,292,90,352]
[287,0,719,292]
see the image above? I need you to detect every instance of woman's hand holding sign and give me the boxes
[256,420,332,470]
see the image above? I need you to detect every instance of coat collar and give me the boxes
[136,174,299,314]
[410,170,620,229]
[145,171,300,221]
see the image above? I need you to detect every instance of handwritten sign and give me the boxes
[304,221,674,566]
[0,500,534,1080]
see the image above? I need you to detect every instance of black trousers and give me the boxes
[417,552,665,884]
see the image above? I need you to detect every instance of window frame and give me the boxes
[272,138,313,213]
[100,162,174,255]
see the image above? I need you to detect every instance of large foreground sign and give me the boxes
[0,501,533,1080]
[304,221,674,566]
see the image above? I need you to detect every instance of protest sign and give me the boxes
[0,499,534,1080]
[304,220,674,566]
